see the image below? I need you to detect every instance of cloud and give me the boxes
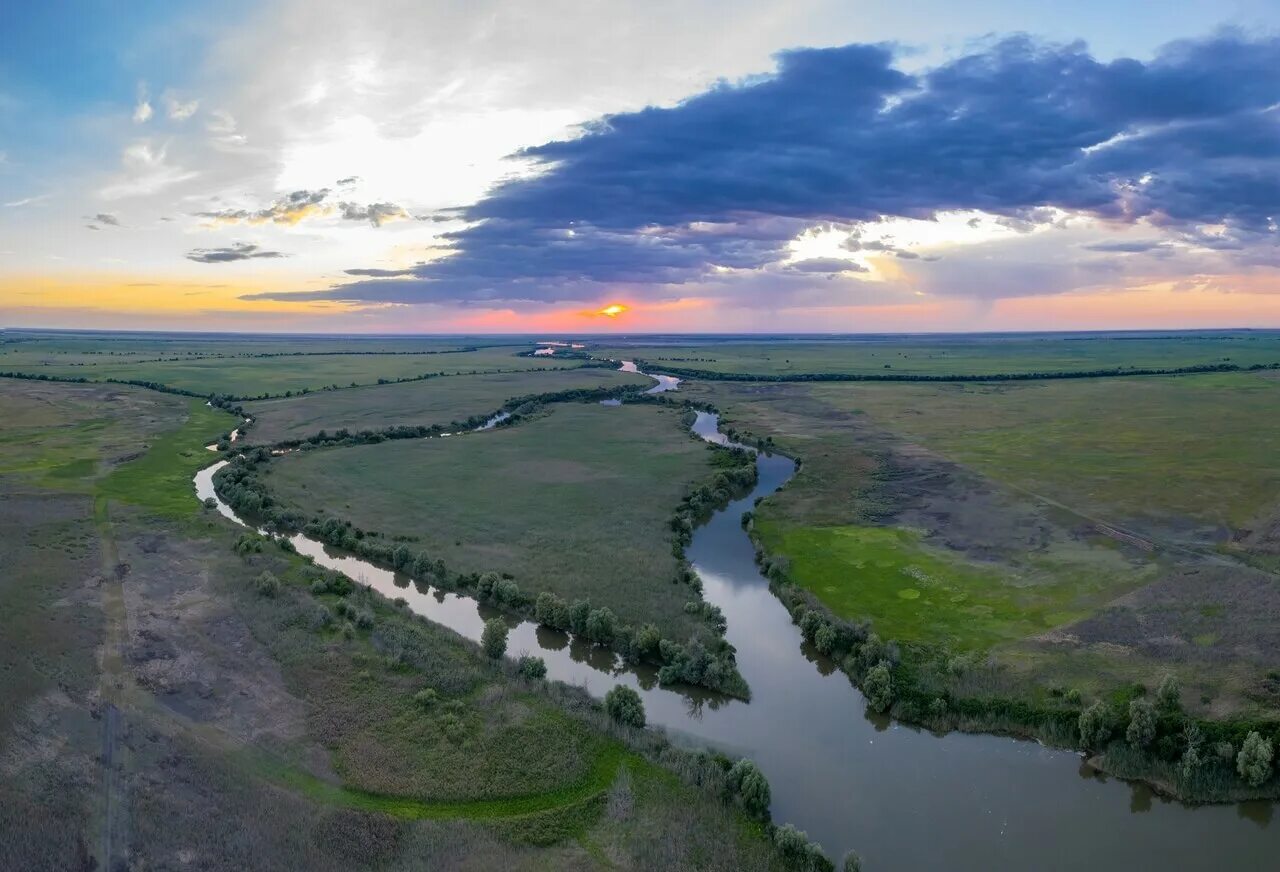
[133,83,153,123]
[99,141,198,199]
[344,266,418,277]
[199,188,331,225]
[1082,239,1168,252]
[338,201,410,227]
[163,90,200,121]
[3,194,49,208]
[94,212,121,226]
[186,242,288,263]
[286,32,1280,306]
[197,187,412,228]
[786,257,868,274]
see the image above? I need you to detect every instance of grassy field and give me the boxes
[244,367,649,444]
[806,372,1280,537]
[0,346,587,398]
[262,402,717,641]
[692,373,1280,716]
[593,332,1280,377]
[0,373,789,871]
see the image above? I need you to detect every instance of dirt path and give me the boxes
[94,496,130,872]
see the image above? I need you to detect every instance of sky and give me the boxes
[1,0,1279,334]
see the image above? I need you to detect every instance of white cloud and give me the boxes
[133,82,153,123]
[98,141,198,199]
[163,90,200,121]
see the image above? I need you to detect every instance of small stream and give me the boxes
[193,363,1276,870]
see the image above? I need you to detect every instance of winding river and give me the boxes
[194,363,1277,870]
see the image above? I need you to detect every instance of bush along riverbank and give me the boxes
[212,413,760,699]
[742,502,1280,805]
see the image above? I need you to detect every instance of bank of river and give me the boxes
[195,364,1276,870]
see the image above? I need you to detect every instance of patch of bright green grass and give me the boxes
[98,399,232,517]
[756,521,1094,650]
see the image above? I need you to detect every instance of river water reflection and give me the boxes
[194,363,1277,871]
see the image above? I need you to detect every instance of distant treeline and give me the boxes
[41,347,484,365]
[0,362,607,404]
[627,360,1280,383]
[267,384,644,450]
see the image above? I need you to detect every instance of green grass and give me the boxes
[808,372,1280,533]
[263,402,717,640]
[593,332,1280,377]
[757,521,1103,650]
[97,398,233,516]
[243,366,648,444]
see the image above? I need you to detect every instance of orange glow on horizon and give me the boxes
[597,303,628,317]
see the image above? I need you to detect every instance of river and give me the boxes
[193,363,1277,870]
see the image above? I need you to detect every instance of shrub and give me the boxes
[1078,702,1111,750]
[569,599,591,635]
[1237,731,1274,787]
[534,591,570,629]
[727,758,771,819]
[585,607,617,646]
[842,852,863,872]
[255,571,281,598]
[414,688,439,709]
[771,824,832,871]
[863,661,893,713]
[494,578,520,605]
[1064,688,1082,705]
[476,571,500,600]
[309,604,333,629]
[604,685,646,728]
[518,655,547,680]
[814,623,838,655]
[354,609,375,630]
[481,618,509,659]
[634,623,661,658]
[1125,699,1156,749]
[1156,674,1181,712]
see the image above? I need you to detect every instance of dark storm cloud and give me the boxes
[186,242,288,263]
[252,33,1280,304]
[344,266,418,277]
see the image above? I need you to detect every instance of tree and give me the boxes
[842,852,863,872]
[727,759,771,818]
[604,685,646,728]
[569,599,592,635]
[1237,731,1274,787]
[494,578,520,605]
[476,571,501,600]
[481,617,508,659]
[518,655,547,680]
[585,607,617,646]
[863,661,893,713]
[535,591,570,629]
[1126,698,1156,748]
[1156,674,1181,712]
[1078,702,1111,750]
[634,623,661,658]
